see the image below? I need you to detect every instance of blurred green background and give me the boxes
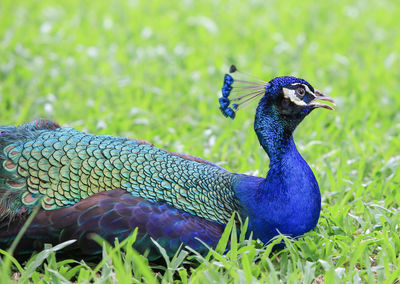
[0,0,399,281]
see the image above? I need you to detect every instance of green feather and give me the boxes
[0,120,238,224]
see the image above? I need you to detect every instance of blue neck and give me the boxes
[254,98,304,165]
[233,99,321,243]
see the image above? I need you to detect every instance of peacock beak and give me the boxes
[309,89,336,110]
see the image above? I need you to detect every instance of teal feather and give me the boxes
[0,120,237,223]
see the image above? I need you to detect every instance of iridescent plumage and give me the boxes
[0,67,335,259]
[0,120,236,222]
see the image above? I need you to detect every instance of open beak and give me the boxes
[310,89,336,110]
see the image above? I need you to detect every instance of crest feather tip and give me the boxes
[229,65,237,73]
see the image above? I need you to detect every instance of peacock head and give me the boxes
[219,65,335,121]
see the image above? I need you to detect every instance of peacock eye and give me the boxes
[297,87,306,98]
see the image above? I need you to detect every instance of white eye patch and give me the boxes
[282,84,315,106]
[282,88,307,106]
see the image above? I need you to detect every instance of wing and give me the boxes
[0,190,225,260]
[0,119,237,225]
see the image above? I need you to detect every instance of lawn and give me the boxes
[0,0,399,282]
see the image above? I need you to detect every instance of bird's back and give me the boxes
[0,119,237,224]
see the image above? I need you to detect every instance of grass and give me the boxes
[0,0,399,282]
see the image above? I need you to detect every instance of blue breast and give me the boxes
[232,137,321,244]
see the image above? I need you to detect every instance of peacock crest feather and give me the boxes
[219,65,269,119]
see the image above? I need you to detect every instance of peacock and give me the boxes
[0,66,335,260]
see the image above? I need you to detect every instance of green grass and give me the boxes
[0,0,399,282]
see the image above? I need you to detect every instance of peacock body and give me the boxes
[0,66,334,259]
